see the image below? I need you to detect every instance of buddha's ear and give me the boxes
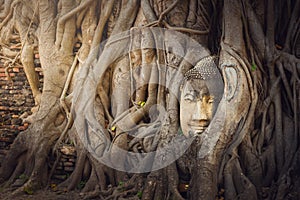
[179,84,183,92]
[179,78,187,92]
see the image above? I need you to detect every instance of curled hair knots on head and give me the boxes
[184,56,218,81]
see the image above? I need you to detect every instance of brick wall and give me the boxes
[0,62,43,161]
[0,59,76,180]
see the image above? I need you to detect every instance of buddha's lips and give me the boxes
[189,126,207,129]
[188,122,209,129]
[188,125,208,134]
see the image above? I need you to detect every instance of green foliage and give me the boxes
[50,183,57,192]
[67,140,75,146]
[18,174,29,181]
[117,181,126,192]
[118,181,124,187]
[77,180,86,190]
[23,186,33,195]
[57,173,69,181]
[251,62,257,71]
[178,128,183,135]
[137,191,143,199]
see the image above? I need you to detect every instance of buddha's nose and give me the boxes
[192,100,209,121]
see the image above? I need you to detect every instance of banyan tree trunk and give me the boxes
[0,0,299,199]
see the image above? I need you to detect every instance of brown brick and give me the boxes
[63,162,74,167]
[68,158,76,162]
[35,67,43,72]
[18,126,28,131]
[0,60,44,166]
[12,82,23,86]
[11,118,22,125]
[9,90,17,94]
[0,89,9,94]
[23,123,29,128]
[0,149,9,155]
[0,106,8,111]
[64,166,74,172]
[0,137,14,143]
[53,175,67,180]
[12,68,20,72]
[13,76,26,81]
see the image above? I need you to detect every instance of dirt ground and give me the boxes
[0,188,84,200]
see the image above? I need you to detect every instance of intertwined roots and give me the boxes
[72,27,223,173]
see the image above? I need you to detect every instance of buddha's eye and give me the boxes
[184,94,195,102]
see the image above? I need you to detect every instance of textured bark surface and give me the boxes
[0,0,299,199]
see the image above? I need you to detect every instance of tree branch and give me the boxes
[57,0,76,53]
[0,0,12,19]
[39,0,57,48]
[0,0,21,30]
[55,0,94,49]
[91,0,116,49]
[283,0,300,52]
[141,0,157,23]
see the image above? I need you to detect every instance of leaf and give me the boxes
[251,62,257,71]
[140,101,146,107]
[50,183,57,191]
[18,174,28,181]
[111,126,116,131]
[178,129,183,135]
[137,191,143,199]
[137,101,146,107]
[23,187,33,195]
[77,181,86,189]
[118,181,124,187]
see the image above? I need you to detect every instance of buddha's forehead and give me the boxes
[182,79,209,94]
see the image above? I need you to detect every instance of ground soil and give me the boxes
[0,188,83,200]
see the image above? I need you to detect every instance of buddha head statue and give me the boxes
[180,56,223,137]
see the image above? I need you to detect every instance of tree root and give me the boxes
[79,172,144,200]
[0,100,63,195]
[0,0,22,30]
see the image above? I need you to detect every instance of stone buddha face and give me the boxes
[179,56,222,137]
